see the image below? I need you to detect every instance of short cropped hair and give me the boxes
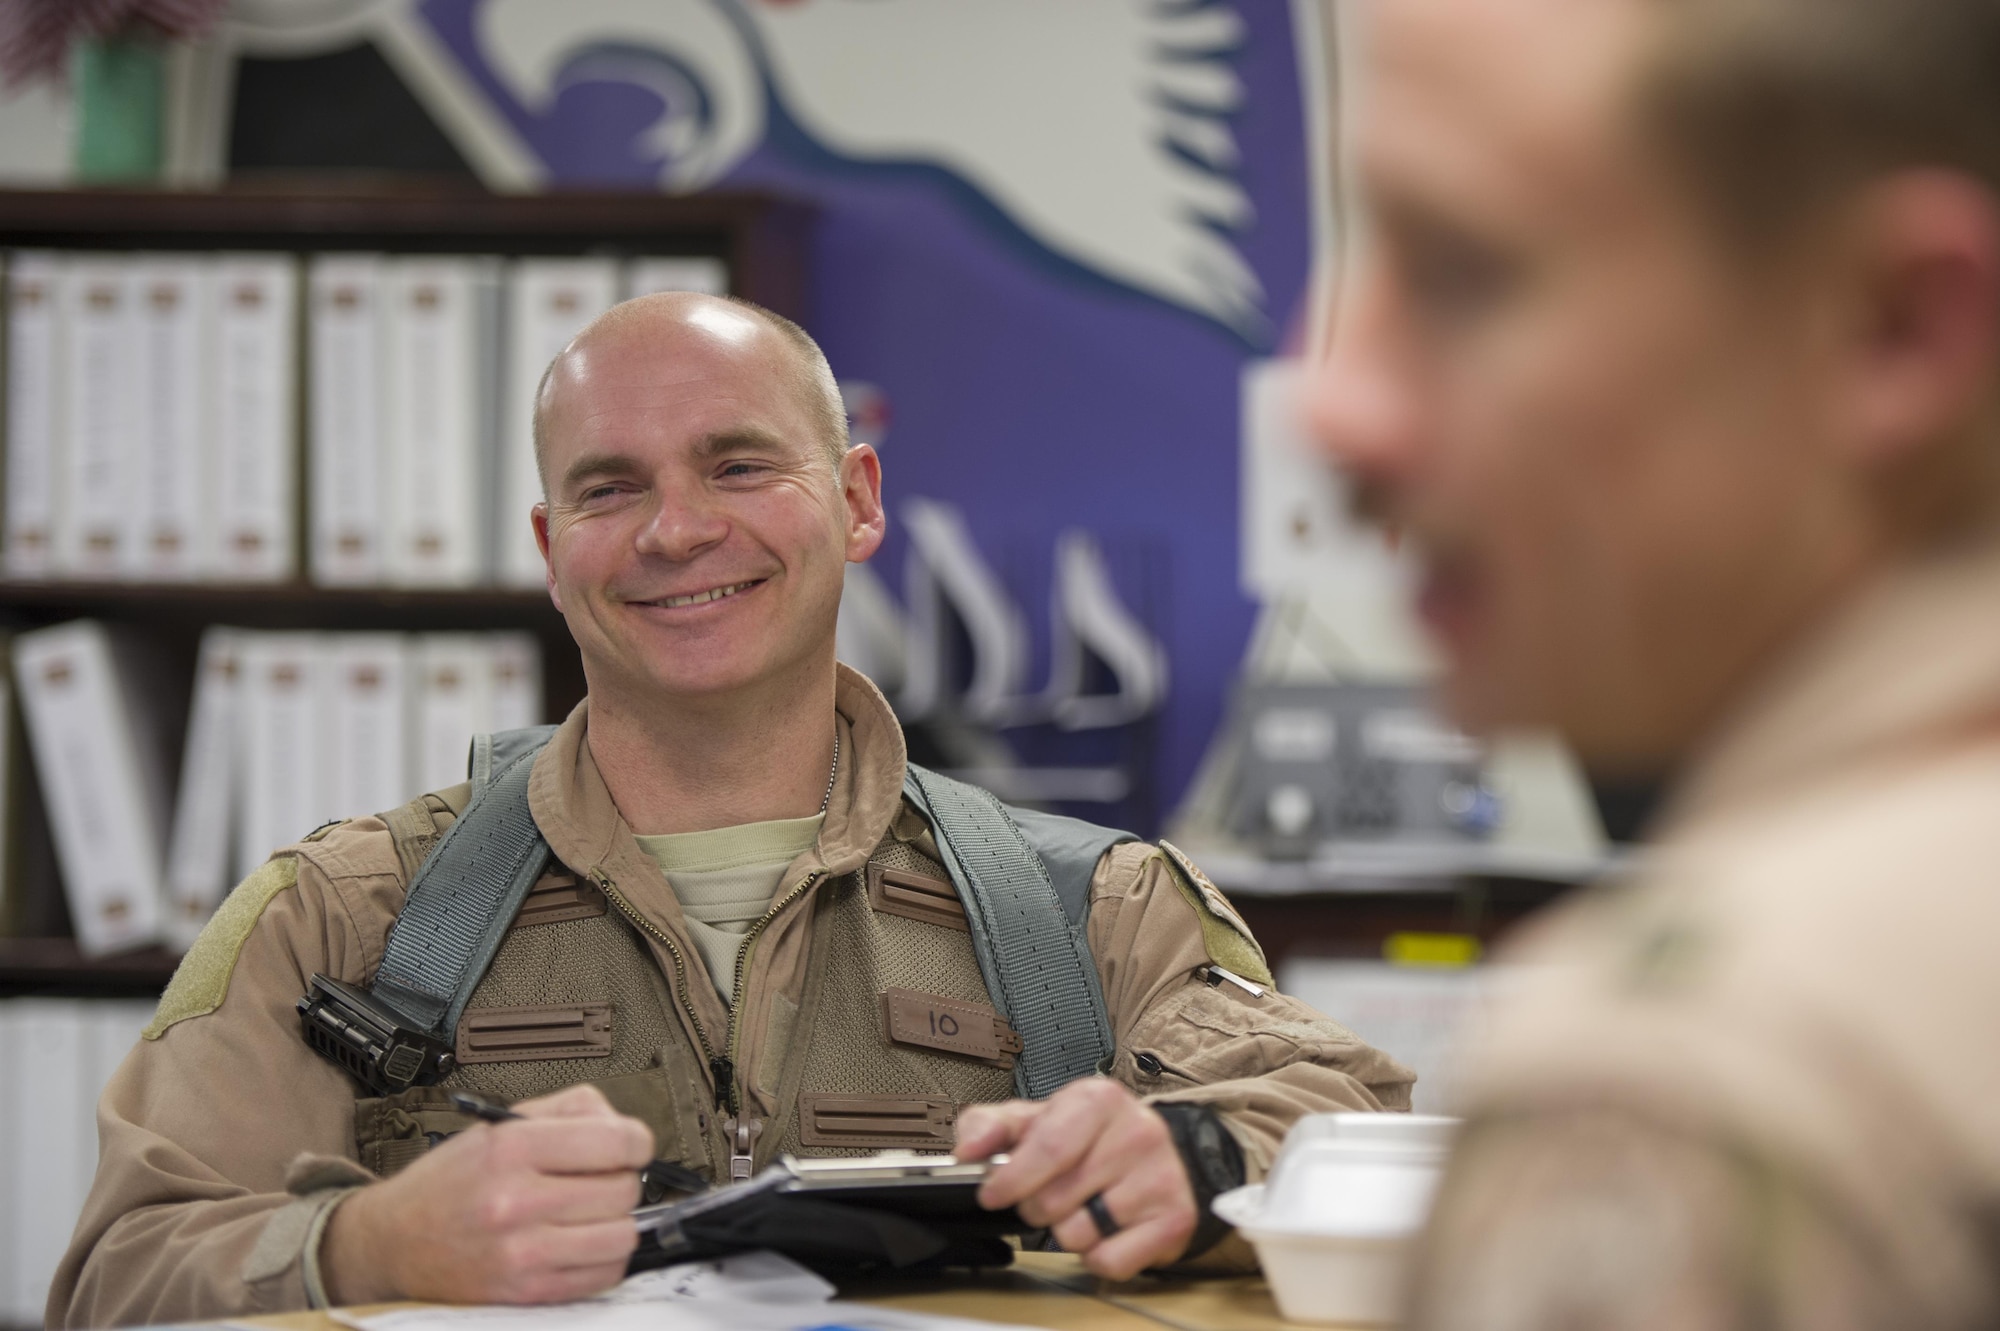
[1638,0,2000,246]
[533,293,849,494]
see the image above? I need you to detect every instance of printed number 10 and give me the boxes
[928,1009,960,1038]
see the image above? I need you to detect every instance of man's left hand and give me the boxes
[954,1078,1198,1279]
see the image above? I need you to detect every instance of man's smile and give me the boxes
[629,578,768,610]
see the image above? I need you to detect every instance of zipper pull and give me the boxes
[709,1055,735,1111]
[721,1115,762,1183]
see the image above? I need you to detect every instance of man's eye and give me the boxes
[1401,237,1518,324]
[719,462,762,479]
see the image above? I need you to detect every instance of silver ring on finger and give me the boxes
[1085,1192,1121,1240]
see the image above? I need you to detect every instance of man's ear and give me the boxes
[840,445,887,562]
[532,502,564,612]
[1830,170,2000,468]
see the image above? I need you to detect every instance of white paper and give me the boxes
[309,254,389,586]
[132,253,212,581]
[499,259,617,588]
[58,256,138,580]
[384,257,497,588]
[4,250,62,578]
[237,632,329,877]
[596,1252,833,1306]
[163,627,245,948]
[325,633,412,814]
[14,623,166,954]
[334,1247,1024,1327]
[622,256,729,300]
[338,1295,1023,1331]
[210,254,299,582]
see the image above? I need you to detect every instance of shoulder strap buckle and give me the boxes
[299,730,558,1093]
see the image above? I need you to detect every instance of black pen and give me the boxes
[448,1088,708,1199]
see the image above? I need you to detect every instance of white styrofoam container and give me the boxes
[1215,1113,1458,1326]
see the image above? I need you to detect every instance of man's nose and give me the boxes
[634,484,730,561]
[1303,262,1425,488]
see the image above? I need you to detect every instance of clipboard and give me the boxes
[628,1152,1032,1275]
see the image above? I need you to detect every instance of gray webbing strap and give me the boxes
[904,764,1116,1099]
[372,748,552,1038]
[470,726,559,797]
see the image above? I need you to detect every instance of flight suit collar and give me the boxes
[523,661,908,884]
[1659,533,2000,840]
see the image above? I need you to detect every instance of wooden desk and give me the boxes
[236,1254,1325,1330]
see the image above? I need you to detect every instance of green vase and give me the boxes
[74,35,165,183]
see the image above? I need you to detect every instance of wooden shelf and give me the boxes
[0,184,814,319]
[0,937,179,996]
[0,580,565,628]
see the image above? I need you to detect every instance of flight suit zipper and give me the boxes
[589,867,723,1086]
[593,866,824,1181]
[715,869,823,1177]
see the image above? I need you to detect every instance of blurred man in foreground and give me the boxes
[1313,0,2000,1324]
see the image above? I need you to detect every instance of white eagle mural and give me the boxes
[215,0,1269,337]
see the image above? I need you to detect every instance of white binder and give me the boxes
[13,622,171,956]
[4,251,63,579]
[307,254,389,586]
[57,256,138,580]
[325,632,412,814]
[499,258,617,588]
[209,254,299,582]
[162,626,245,950]
[7,1000,87,1325]
[623,255,730,299]
[411,633,490,794]
[131,254,212,581]
[487,631,544,733]
[236,631,328,877]
[384,257,500,588]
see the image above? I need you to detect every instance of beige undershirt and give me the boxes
[634,813,824,1005]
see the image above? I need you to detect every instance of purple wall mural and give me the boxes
[409,0,1325,829]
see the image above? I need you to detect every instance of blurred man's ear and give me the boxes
[1827,170,2000,469]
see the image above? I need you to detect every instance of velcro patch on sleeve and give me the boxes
[144,856,301,1041]
[1157,841,1274,988]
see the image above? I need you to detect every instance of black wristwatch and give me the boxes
[1153,1101,1246,1260]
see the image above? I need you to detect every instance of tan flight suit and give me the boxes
[1408,540,2000,1331]
[53,666,1413,1328]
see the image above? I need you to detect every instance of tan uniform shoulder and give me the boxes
[1087,839,1273,987]
[144,785,474,1045]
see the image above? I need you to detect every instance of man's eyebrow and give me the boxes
[559,452,645,493]
[691,427,795,461]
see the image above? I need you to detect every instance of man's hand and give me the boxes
[323,1084,654,1306]
[955,1078,1198,1280]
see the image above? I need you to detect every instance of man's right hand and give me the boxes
[322,1084,655,1306]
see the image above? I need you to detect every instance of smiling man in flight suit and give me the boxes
[51,292,1413,1327]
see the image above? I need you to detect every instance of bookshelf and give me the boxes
[0,183,815,990]
[0,184,811,307]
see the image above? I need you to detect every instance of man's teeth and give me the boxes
[657,582,755,608]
